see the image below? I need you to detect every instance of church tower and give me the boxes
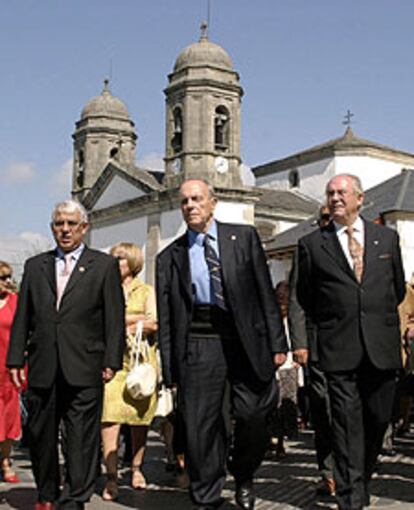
[72,80,137,200]
[164,23,243,188]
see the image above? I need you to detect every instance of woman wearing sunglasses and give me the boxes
[0,261,21,483]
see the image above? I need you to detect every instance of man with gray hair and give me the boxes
[297,174,405,509]
[7,200,125,510]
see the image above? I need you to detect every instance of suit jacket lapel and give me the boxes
[62,246,93,299]
[321,223,356,280]
[217,222,236,289]
[362,220,380,281]
[41,251,57,295]
[171,234,193,304]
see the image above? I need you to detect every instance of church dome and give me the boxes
[173,24,233,72]
[81,80,130,120]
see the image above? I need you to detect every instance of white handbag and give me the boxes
[154,348,174,417]
[125,321,157,400]
[155,385,174,417]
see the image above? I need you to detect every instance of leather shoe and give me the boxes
[235,481,255,509]
[34,503,54,510]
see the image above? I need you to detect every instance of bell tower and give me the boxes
[164,23,243,188]
[72,80,137,200]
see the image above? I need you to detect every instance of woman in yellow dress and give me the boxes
[101,242,158,501]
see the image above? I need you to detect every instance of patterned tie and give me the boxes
[203,235,227,310]
[346,226,364,283]
[56,254,72,309]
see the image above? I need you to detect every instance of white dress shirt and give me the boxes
[333,216,364,271]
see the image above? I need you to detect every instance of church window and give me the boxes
[289,169,300,188]
[171,107,183,153]
[109,147,119,159]
[76,150,84,187]
[214,106,229,151]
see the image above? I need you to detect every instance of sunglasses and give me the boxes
[0,274,12,281]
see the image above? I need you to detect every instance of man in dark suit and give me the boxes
[7,200,125,510]
[297,174,405,509]
[156,179,287,510]
[289,206,335,498]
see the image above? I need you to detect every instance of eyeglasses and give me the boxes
[0,274,12,281]
[52,220,82,229]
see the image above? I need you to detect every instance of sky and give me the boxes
[2,0,414,259]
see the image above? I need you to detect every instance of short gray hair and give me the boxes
[51,200,88,224]
[326,173,363,195]
[180,178,216,199]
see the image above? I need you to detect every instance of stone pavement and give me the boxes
[1,427,413,509]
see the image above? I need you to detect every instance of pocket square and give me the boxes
[378,253,391,259]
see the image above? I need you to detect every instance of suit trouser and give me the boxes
[26,369,102,509]
[326,358,396,509]
[180,309,277,506]
[308,362,334,480]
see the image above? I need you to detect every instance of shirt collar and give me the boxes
[56,243,85,261]
[333,216,363,235]
[187,220,217,247]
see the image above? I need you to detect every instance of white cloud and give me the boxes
[0,232,52,281]
[48,158,73,198]
[0,161,36,185]
[137,153,164,172]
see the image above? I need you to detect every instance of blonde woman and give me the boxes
[101,243,158,501]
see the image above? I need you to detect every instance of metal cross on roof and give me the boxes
[342,109,355,126]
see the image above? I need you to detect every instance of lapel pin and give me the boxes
[231,235,236,240]
[373,240,379,245]
[79,266,86,272]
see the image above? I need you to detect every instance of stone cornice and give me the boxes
[165,79,243,97]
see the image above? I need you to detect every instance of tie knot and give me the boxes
[346,226,355,236]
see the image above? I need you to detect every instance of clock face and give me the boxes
[171,158,181,173]
[214,156,229,174]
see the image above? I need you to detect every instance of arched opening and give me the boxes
[76,150,84,187]
[109,147,119,159]
[214,105,229,151]
[171,107,183,153]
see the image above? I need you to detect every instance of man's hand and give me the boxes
[273,353,287,368]
[9,368,26,389]
[293,348,309,366]
[102,367,115,383]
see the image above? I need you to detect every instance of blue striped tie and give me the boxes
[203,235,227,310]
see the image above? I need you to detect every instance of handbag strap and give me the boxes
[129,321,144,370]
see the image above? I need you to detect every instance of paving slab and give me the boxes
[1,427,413,509]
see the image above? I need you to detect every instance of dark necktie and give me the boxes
[346,226,364,283]
[203,235,227,310]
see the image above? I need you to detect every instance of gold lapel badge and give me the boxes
[79,266,86,272]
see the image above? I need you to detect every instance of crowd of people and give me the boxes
[0,174,413,510]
